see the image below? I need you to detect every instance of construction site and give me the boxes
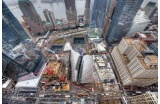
[40,51,71,93]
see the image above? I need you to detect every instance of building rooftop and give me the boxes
[15,63,47,88]
[123,38,148,52]
[80,55,95,83]
[2,79,12,88]
[137,55,158,70]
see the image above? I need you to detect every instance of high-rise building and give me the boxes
[64,0,77,22]
[149,7,158,19]
[43,9,56,27]
[18,0,42,25]
[103,0,117,38]
[2,1,30,51]
[84,0,90,25]
[111,38,158,86]
[131,31,158,45]
[18,0,48,35]
[3,40,47,81]
[2,52,30,81]
[90,0,110,28]
[148,43,158,56]
[2,2,46,79]
[107,0,143,43]
[126,91,158,104]
[125,10,150,37]
[144,2,157,19]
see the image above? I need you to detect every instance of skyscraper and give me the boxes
[84,0,90,25]
[43,9,56,27]
[90,0,110,28]
[144,2,157,19]
[3,40,47,81]
[107,0,143,43]
[111,38,158,86]
[125,10,150,37]
[2,52,30,81]
[18,0,42,25]
[149,7,158,19]
[64,0,77,22]
[103,0,117,38]
[18,0,47,35]
[2,0,29,51]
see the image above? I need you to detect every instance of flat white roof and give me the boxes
[15,63,47,88]
[98,63,106,67]
[139,33,147,38]
[2,79,12,88]
[97,44,106,52]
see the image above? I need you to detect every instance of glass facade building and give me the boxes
[148,43,158,56]
[2,0,29,51]
[2,1,46,81]
[107,0,143,43]
[18,0,42,25]
[2,52,30,81]
[90,0,110,28]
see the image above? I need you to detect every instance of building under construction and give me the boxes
[40,47,71,92]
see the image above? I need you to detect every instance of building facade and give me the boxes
[90,0,110,28]
[18,0,48,35]
[149,7,158,19]
[103,0,117,38]
[64,0,77,22]
[148,43,158,56]
[144,2,157,19]
[2,0,30,52]
[126,10,150,37]
[18,0,42,25]
[43,9,56,27]
[111,38,158,86]
[2,52,30,81]
[131,31,158,45]
[126,91,158,104]
[107,0,143,43]
[84,0,90,25]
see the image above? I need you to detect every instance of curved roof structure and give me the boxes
[63,42,80,81]
[81,55,95,83]
[63,42,73,51]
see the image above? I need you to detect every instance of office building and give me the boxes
[148,43,158,56]
[144,2,157,19]
[149,7,158,19]
[126,10,150,37]
[43,9,56,27]
[131,31,158,45]
[2,0,30,51]
[90,0,110,28]
[3,38,46,81]
[64,0,77,22]
[84,0,90,25]
[2,52,30,81]
[107,0,143,43]
[103,0,117,38]
[2,19,22,52]
[111,38,158,86]
[18,0,42,25]
[126,91,158,104]
[18,0,47,35]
